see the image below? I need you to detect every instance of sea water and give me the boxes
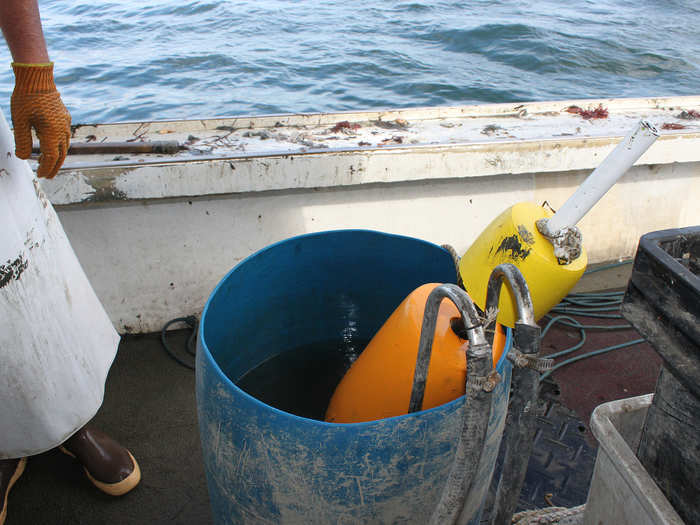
[0,0,698,123]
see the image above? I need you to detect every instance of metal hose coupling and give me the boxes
[409,283,490,413]
[485,263,536,327]
[484,263,550,367]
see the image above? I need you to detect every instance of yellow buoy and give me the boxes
[458,202,587,328]
[325,283,506,424]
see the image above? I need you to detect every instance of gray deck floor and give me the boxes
[6,331,212,525]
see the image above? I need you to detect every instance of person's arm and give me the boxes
[0,0,70,179]
[0,0,50,63]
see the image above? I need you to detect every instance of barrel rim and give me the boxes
[197,228,513,427]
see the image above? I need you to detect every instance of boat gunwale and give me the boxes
[68,95,700,134]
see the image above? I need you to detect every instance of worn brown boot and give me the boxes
[60,426,140,496]
[1,457,26,525]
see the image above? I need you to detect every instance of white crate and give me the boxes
[584,394,684,525]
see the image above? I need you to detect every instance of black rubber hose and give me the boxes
[407,284,494,525]
[490,322,542,525]
[430,342,493,525]
[160,315,199,370]
[409,284,487,413]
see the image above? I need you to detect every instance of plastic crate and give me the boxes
[583,395,684,525]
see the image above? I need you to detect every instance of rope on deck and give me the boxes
[512,504,585,524]
[441,243,466,291]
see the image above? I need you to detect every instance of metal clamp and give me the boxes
[507,349,553,372]
[467,369,502,392]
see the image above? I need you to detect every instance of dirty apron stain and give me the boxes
[0,111,119,459]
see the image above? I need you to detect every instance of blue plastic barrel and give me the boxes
[196,230,512,524]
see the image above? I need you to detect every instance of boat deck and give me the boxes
[6,264,662,525]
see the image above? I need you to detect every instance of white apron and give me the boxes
[0,110,120,459]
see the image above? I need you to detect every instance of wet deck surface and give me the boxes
[6,271,662,525]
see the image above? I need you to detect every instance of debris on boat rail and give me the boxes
[371,118,409,130]
[329,120,362,133]
[47,96,700,169]
[677,109,700,120]
[566,104,609,119]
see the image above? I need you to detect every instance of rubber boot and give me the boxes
[60,426,140,496]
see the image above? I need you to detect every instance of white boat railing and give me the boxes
[39,96,700,333]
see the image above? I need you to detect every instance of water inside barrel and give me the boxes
[236,339,368,420]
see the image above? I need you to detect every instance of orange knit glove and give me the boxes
[11,62,71,179]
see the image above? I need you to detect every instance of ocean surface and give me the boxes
[0,0,698,123]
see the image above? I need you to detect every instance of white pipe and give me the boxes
[546,120,659,233]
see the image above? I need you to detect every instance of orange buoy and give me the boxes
[325,283,506,423]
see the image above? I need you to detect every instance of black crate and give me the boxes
[621,225,700,525]
[622,226,700,394]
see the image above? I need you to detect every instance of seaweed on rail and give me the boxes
[566,104,608,119]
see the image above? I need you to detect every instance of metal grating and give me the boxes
[518,380,597,510]
[482,379,597,523]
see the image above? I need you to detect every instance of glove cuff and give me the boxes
[11,62,56,94]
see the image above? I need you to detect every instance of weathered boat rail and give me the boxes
[37,96,700,333]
